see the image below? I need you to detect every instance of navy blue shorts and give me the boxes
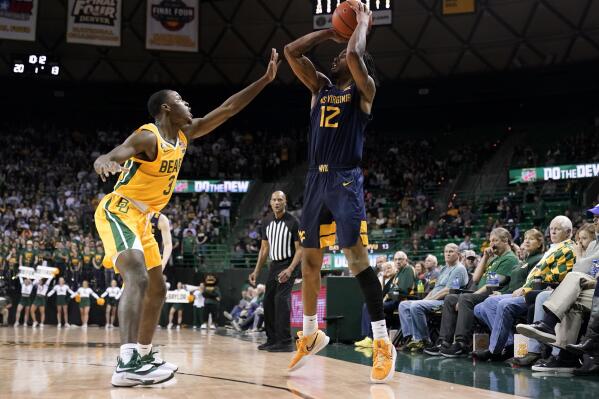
[299,166,368,249]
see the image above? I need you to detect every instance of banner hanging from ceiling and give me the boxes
[66,0,122,46]
[0,0,38,41]
[146,0,199,52]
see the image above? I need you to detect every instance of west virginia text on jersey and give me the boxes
[308,84,370,169]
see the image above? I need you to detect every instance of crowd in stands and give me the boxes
[0,125,287,293]
[354,206,599,376]
[235,132,501,260]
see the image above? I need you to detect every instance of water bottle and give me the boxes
[451,276,460,289]
[591,259,599,278]
[488,272,499,287]
[417,280,425,294]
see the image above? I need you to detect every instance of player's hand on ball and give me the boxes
[347,0,372,25]
[264,48,280,82]
[94,156,129,182]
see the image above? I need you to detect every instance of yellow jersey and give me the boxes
[114,123,187,212]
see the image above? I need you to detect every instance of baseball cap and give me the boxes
[463,250,476,259]
[588,204,599,215]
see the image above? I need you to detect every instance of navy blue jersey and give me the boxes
[308,83,370,169]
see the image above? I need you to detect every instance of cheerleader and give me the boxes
[47,277,76,327]
[14,276,33,327]
[71,280,99,329]
[30,276,54,327]
[167,282,189,330]
[192,283,205,330]
[101,279,122,329]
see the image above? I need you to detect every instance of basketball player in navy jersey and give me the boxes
[284,1,395,383]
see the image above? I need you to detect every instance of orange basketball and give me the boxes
[187,294,195,303]
[332,1,357,39]
[332,1,372,40]
[97,298,105,306]
[74,294,81,303]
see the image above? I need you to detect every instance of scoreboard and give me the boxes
[12,54,60,77]
[313,0,392,30]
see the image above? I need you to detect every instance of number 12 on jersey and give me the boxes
[319,106,340,128]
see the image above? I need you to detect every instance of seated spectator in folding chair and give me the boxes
[355,261,398,348]
[224,287,253,323]
[472,216,575,361]
[398,244,468,353]
[516,221,599,372]
[423,254,440,293]
[568,264,599,375]
[426,228,519,357]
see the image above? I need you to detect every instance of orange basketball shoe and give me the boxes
[288,330,330,371]
[370,339,396,383]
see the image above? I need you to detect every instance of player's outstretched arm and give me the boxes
[93,131,156,182]
[346,1,376,106]
[284,29,339,96]
[184,49,280,140]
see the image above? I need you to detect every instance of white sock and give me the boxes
[303,314,318,336]
[371,320,389,342]
[120,343,137,364]
[137,342,152,357]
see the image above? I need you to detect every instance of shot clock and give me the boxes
[12,54,60,77]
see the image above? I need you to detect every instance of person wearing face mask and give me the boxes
[471,216,576,361]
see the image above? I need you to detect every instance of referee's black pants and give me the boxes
[264,260,296,345]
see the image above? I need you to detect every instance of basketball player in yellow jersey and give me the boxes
[94,49,280,387]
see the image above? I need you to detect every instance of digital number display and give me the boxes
[12,54,60,77]
[313,0,392,15]
[312,0,392,29]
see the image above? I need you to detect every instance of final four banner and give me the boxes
[146,0,199,52]
[0,0,38,41]
[66,0,122,46]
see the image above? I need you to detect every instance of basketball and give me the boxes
[74,294,81,303]
[97,298,105,306]
[332,1,372,39]
[332,1,357,39]
[187,294,195,303]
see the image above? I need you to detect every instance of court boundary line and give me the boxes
[0,357,315,398]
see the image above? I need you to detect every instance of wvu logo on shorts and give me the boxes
[116,199,130,214]
[298,230,306,243]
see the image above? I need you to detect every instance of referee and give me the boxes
[249,191,302,352]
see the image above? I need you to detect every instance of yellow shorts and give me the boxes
[94,193,161,273]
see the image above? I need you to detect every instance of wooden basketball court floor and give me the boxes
[0,325,582,398]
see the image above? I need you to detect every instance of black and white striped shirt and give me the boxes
[260,212,299,262]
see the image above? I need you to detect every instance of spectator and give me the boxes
[168,282,189,330]
[458,234,475,252]
[462,250,478,274]
[219,196,232,227]
[423,254,440,293]
[429,228,519,357]
[516,221,599,371]
[398,244,468,352]
[472,216,576,361]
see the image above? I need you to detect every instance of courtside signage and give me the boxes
[174,180,252,193]
[509,163,599,184]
